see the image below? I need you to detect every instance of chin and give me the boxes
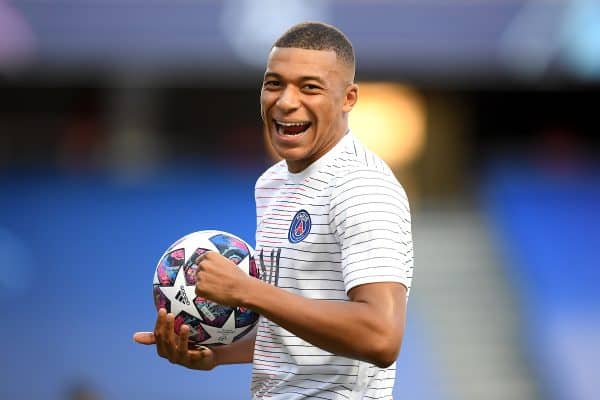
[269,140,301,158]
[275,149,304,162]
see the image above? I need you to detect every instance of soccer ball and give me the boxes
[153,230,260,348]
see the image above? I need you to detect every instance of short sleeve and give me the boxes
[329,169,413,295]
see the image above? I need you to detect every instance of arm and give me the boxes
[244,278,407,368]
[195,252,407,368]
[133,308,256,369]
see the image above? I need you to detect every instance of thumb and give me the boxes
[133,331,156,345]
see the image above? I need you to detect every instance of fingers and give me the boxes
[139,309,217,370]
[154,308,169,358]
[154,308,168,337]
[163,312,177,360]
[153,308,192,366]
[177,324,190,360]
[166,312,175,344]
[133,332,156,345]
[197,346,212,362]
[196,251,207,264]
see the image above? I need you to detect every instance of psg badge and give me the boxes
[288,209,312,243]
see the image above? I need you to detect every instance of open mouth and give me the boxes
[274,120,311,136]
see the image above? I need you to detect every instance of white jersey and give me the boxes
[251,132,413,400]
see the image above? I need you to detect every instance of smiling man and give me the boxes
[135,22,414,399]
[260,33,356,173]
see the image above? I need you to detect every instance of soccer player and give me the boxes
[134,21,413,399]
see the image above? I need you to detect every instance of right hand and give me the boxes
[133,308,217,370]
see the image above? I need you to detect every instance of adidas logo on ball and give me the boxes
[175,286,190,305]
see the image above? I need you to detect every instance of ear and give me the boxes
[342,83,359,113]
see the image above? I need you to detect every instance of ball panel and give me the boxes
[156,248,185,286]
[209,233,249,265]
[249,257,259,280]
[174,313,211,347]
[153,285,170,310]
[194,297,234,327]
[235,307,259,328]
[233,325,256,342]
[183,248,209,285]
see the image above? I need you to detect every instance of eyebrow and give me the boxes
[263,72,327,85]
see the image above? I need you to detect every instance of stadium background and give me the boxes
[0,1,598,399]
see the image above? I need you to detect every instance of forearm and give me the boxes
[240,279,405,368]
[212,327,256,367]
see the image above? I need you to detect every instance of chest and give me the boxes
[256,181,333,251]
[254,181,345,295]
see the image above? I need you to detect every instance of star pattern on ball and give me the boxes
[158,265,201,320]
[200,311,250,345]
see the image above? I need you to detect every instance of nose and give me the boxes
[275,85,300,112]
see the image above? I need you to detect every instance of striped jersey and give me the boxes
[251,132,413,400]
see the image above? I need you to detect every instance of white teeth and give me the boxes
[276,121,309,127]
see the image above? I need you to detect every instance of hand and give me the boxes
[195,251,252,307]
[133,308,217,371]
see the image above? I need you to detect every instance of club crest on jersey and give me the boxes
[288,209,311,244]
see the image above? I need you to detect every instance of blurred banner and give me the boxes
[1,0,600,84]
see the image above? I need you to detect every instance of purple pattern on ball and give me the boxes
[194,297,233,327]
[174,313,211,348]
[249,257,259,279]
[156,248,185,286]
[184,248,208,285]
[210,234,249,264]
[153,286,169,310]
[235,307,259,328]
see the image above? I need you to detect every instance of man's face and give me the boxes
[260,47,357,173]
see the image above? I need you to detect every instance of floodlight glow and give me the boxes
[349,83,426,169]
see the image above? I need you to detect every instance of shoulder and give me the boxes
[255,160,287,190]
[329,135,403,194]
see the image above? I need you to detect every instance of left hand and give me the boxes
[133,309,218,371]
[195,251,253,307]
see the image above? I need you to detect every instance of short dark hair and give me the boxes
[274,22,355,68]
